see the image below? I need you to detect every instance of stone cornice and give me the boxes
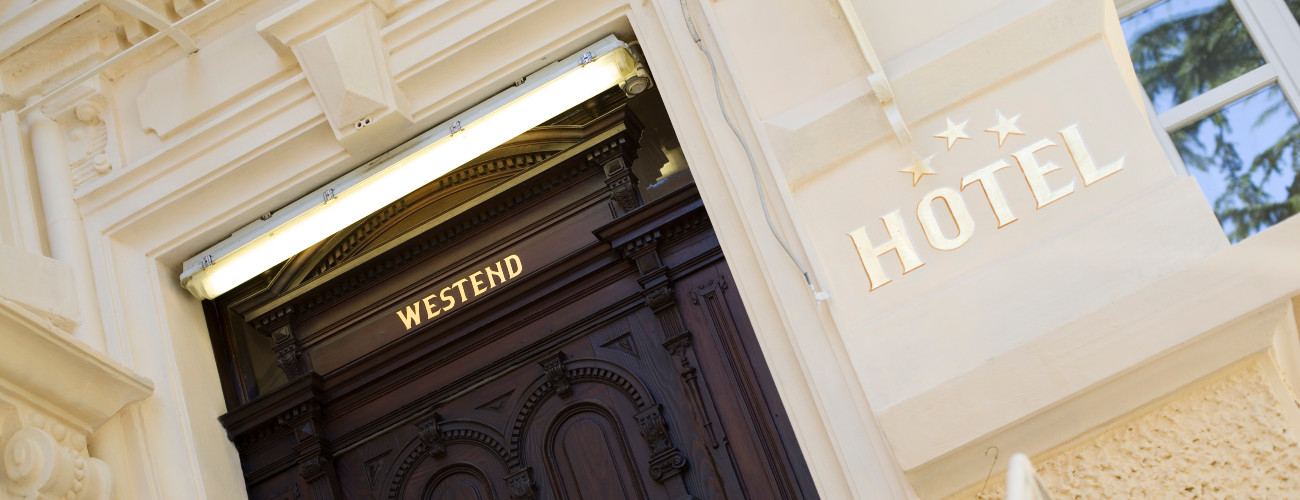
[0,0,94,62]
[0,297,152,435]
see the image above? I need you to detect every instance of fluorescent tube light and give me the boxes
[181,36,639,300]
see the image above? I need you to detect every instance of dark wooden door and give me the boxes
[216,103,817,500]
[381,257,811,500]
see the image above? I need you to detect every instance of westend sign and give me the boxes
[849,114,1123,291]
[394,254,524,329]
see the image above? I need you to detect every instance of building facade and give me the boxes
[1,0,1300,498]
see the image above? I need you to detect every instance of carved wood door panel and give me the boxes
[215,102,817,500]
[382,257,816,500]
[385,309,691,500]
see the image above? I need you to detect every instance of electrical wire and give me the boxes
[678,0,827,300]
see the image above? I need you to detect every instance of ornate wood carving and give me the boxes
[587,114,644,217]
[213,100,817,499]
[637,405,690,482]
[539,352,573,397]
[506,467,536,499]
[416,412,446,458]
[273,325,309,380]
[665,332,720,448]
[643,283,675,311]
[255,307,312,381]
[260,379,343,500]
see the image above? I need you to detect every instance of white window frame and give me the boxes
[1115,0,1300,178]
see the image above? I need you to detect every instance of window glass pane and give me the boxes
[1121,0,1265,113]
[1171,84,1300,241]
[1287,0,1300,25]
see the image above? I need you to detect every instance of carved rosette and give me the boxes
[636,406,689,482]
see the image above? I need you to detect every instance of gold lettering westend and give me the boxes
[395,254,524,330]
[848,122,1123,291]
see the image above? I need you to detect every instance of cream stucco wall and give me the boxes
[1,0,1299,498]
[948,353,1300,499]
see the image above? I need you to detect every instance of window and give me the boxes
[1117,0,1300,241]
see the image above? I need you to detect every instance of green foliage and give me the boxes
[1128,1,1300,241]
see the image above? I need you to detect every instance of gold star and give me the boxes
[899,152,937,186]
[984,110,1025,147]
[934,117,971,150]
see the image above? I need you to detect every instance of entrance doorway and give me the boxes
[206,88,818,499]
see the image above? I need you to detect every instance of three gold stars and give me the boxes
[984,110,1025,147]
[898,152,937,186]
[899,111,1029,186]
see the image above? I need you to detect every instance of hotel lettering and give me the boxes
[849,122,1123,290]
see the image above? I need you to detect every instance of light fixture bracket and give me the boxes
[180,35,641,300]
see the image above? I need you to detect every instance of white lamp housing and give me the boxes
[181,35,640,300]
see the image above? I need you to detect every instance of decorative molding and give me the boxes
[0,263,148,500]
[688,277,728,305]
[386,421,509,499]
[436,151,558,191]
[599,332,640,359]
[636,406,689,482]
[0,5,125,110]
[251,305,294,334]
[302,150,558,282]
[246,142,605,327]
[612,209,711,259]
[1,425,111,500]
[539,352,572,398]
[275,393,341,500]
[664,332,719,448]
[415,412,445,458]
[298,455,329,479]
[306,198,408,281]
[643,284,674,312]
[37,82,117,188]
[0,263,152,432]
[509,360,654,468]
[257,0,411,153]
[362,451,388,493]
[505,467,535,499]
[475,391,513,415]
[588,129,644,216]
[272,325,310,380]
